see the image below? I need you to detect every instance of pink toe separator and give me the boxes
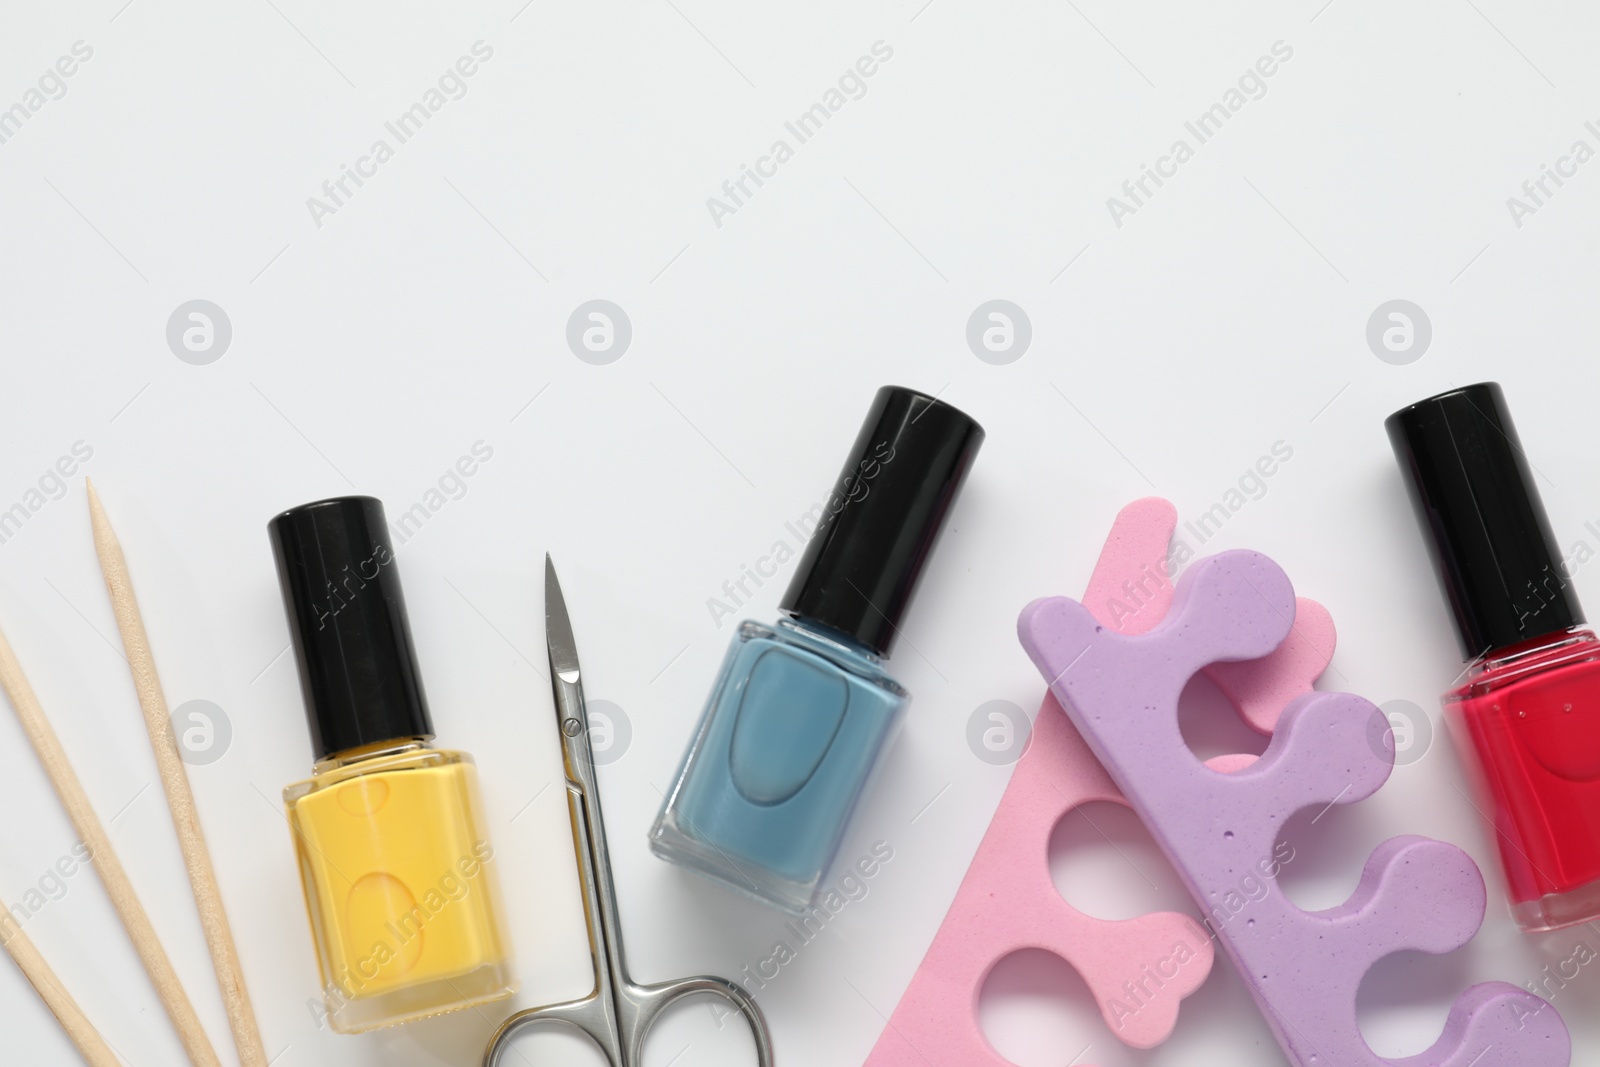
[863,498,1332,1067]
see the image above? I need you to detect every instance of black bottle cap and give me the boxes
[1386,382,1583,661]
[268,495,434,761]
[779,385,984,657]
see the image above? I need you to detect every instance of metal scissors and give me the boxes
[484,556,776,1067]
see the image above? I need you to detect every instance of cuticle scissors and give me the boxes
[484,555,775,1067]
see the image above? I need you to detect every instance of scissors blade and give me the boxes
[545,554,582,683]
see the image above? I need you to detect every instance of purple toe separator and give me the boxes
[1018,549,1571,1067]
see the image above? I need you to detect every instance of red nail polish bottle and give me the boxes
[1389,382,1600,932]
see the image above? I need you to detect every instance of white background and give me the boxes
[1,1,1598,1065]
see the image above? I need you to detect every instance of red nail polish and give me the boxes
[1390,381,1600,933]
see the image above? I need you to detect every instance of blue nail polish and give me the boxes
[652,386,984,912]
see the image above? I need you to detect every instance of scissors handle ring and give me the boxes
[482,993,622,1067]
[622,975,775,1067]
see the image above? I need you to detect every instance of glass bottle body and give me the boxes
[651,617,908,913]
[1444,627,1600,931]
[283,741,515,1032]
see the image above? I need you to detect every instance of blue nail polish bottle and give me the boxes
[651,386,984,912]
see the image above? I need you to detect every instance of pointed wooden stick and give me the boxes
[1,916,122,1067]
[0,618,221,1067]
[88,481,267,1067]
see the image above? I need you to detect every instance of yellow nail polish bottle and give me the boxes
[271,496,515,1034]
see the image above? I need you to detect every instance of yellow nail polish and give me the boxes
[271,496,516,1033]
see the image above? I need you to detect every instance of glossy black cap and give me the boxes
[1386,382,1583,661]
[780,386,984,656]
[269,496,434,760]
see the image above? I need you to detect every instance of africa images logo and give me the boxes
[1105,41,1294,228]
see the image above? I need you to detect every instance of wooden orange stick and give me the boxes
[1,916,122,1067]
[88,481,268,1067]
[0,618,221,1067]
